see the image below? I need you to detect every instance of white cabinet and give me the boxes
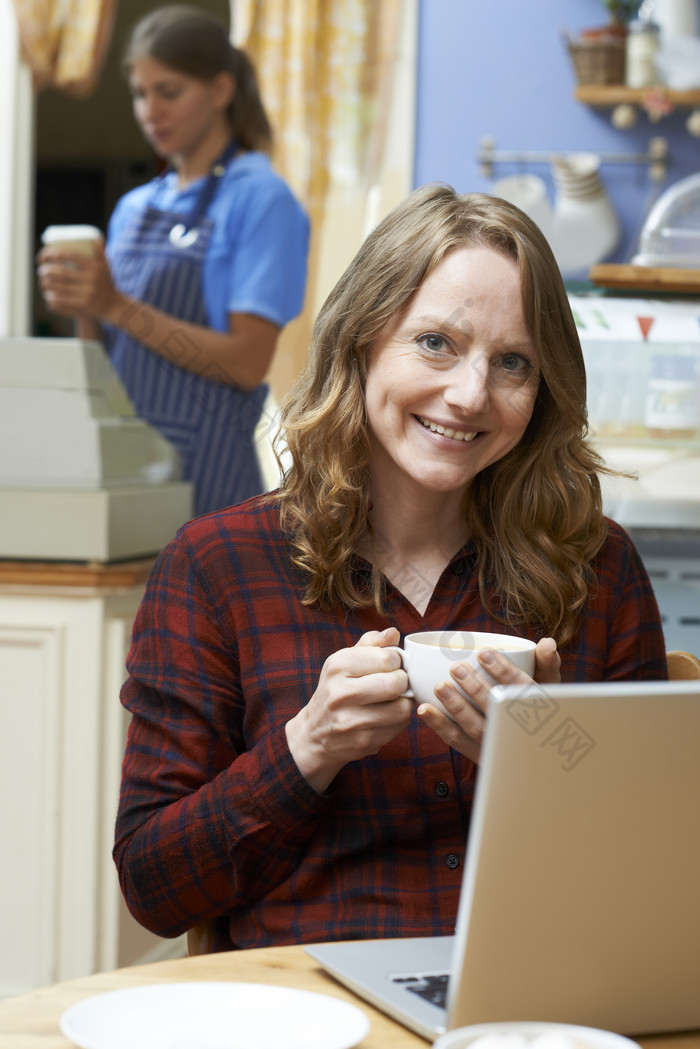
[0,560,184,999]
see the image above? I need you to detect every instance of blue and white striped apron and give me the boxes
[105,165,267,517]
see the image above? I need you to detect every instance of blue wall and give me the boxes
[414,0,700,265]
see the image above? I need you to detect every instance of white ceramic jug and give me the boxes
[492,174,554,240]
[548,153,621,278]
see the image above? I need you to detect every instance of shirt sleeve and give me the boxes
[562,519,668,681]
[226,183,310,327]
[113,531,332,939]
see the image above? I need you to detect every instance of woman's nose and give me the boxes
[136,94,159,124]
[444,352,490,414]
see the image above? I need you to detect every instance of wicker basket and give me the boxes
[566,35,626,85]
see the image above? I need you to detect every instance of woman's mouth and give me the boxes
[147,128,170,145]
[416,415,478,442]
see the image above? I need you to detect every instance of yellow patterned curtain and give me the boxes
[233,0,404,224]
[12,0,117,96]
[232,0,407,395]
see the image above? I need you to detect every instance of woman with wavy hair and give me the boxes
[114,183,666,952]
[280,184,609,645]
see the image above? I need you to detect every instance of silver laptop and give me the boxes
[306,681,700,1041]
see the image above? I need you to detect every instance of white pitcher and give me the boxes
[548,153,621,278]
[492,174,554,240]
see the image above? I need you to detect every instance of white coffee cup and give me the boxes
[389,630,536,719]
[41,224,103,257]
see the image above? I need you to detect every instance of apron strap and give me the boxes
[169,139,238,248]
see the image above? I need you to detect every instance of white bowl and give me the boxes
[433,1021,641,1049]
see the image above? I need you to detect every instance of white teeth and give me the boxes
[418,416,477,442]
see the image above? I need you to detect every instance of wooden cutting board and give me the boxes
[588,264,700,294]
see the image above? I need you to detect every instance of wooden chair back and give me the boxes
[187,921,215,957]
[666,650,700,680]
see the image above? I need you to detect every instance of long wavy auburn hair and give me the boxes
[123,5,272,153]
[276,183,612,646]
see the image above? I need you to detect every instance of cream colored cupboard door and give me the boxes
[0,584,183,999]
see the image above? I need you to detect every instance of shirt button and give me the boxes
[451,559,465,575]
[446,853,461,870]
[435,781,449,798]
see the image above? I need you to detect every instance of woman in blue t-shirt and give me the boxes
[38,5,310,516]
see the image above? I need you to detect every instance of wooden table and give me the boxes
[1,945,699,1049]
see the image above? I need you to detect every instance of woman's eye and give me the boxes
[498,352,533,373]
[418,333,447,355]
[501,353,527,371]
[492,352,537,386]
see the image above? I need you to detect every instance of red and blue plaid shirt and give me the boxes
[113,496,666,950]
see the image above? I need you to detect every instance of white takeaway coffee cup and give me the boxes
[41,224,103,257]
[390,630,537,719]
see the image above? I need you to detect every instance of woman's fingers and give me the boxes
[417,638,561,764]
[533,637,561,683]
[286,629,413,791]
[37,249,117,320]
[416,702,482,764]
[356,626,400,648]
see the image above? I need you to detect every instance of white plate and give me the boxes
[432,1021,643,1049]
[59,981,371,1049]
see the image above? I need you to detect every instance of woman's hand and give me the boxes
[37,242,122,322]
[417,637,561,764]
[285,627,414,793]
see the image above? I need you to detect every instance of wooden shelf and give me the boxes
[576,84,700,108]
[589,263,700,294]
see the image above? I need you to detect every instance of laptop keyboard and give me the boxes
[391,972,450,1008]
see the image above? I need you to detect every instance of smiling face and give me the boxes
[129,56,234,167]
[364,245,540,508]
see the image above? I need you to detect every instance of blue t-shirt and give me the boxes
[107,151,310,332]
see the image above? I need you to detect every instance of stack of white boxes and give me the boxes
[0,338,193,561]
